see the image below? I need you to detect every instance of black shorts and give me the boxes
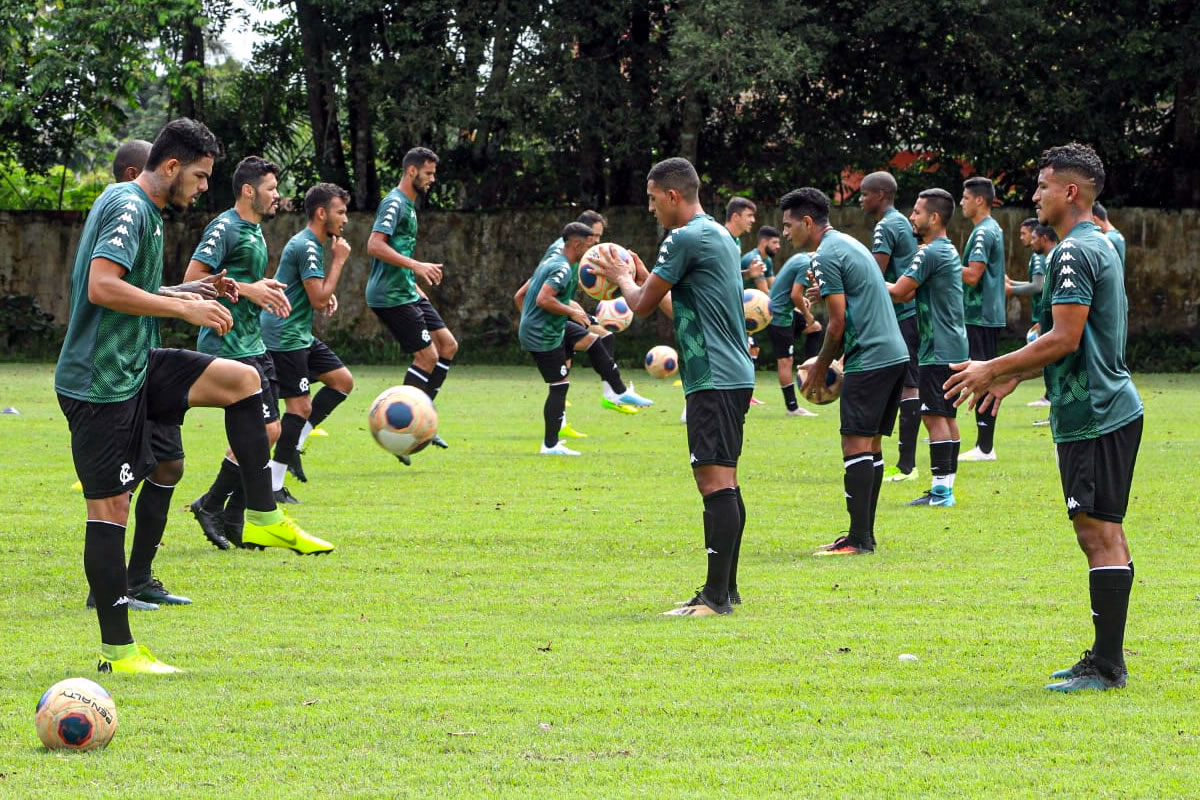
[270,340,345,398]
[529,322,591,383]
[1056,416,1143,523]
[58,348,214,499]
[148,422,185,462]
[766,323,796,360]
[234,353,280,422]
[839,362,906,437]
[685,389,752,468]
[899,315,920,388]
[918,364,958,418]
[967,325,1000,361]
[372,299,447,354]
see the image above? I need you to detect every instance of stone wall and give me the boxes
[1,204,1196,353]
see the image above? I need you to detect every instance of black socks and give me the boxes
[1089,565,1133,675]
[307,386,347,429]
[127,480,174,587]
[405,364,434,398]
[844,452,874,544]
[429,358,453,399]
[272,412,305,470]
[225,393,275,513]
[975,406,997,454]
[897,398,921,473]
[203,458,241,510]
[728,486,747,594]
[586,339,626,395]
[781,382,798,412]
[702,488,740,605]
[544,383,569,448]
[85,520,132,646]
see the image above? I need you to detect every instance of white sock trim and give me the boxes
[86,520,127,529]
[844,454,874,468]
[1089,565,1132,572]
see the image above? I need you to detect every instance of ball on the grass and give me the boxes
[368,385,439,456]
[645,345,679,378]
[743,288,772,334]
[594,298,634,333]
[36,677,117,751]
[578,243,633,300]
[797,357,843,405]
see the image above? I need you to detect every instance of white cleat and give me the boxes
[680,407,687,424]
[958,446,997,462]
[1026,398,1052,407]
[539,441,581,456]
[616,384,654,407]
[786,406,818,417]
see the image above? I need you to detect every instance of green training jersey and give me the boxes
[1027,251,1047,321]
[55,182,164,403]
[962,216,1006,328]
[261,229,324,353]
[812,229,908,374]
[768,253,811,329]
[652,213,755,395]
[903,237,968,366]
[872,207,918,322]
[518,251,574,352]
[1039,221,1142,443]
[541,236,578,303]
[1106,229,1126,269]
[366,187,419,308]
[740,249,774,289]
[192,208,268,358]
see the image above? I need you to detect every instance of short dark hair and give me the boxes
[860,171,897,199]
[1034,223,1059,242]
[1038,142,1106,197]
[1021,217,1039,230]
[145,118,222,171]
[402,147,439,172]
[1091,201,1108,221]
[304,182,350,219]
[725,197,756,219]
[577,210,607,228]
[112,140,151,181]
[232,156,281,196]
[917,188,954,225]
[647,157,701,202]
[758,225,779,240]
[779,187,830,225]
[962,176,995,203]
[562,221,595,241]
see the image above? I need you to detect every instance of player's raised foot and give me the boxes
[539,441,581,456]
[189,495,231,550]
[85,591,158,611]
[749,396,766,406]
[1049,649,1096,680]
[786,406,818,417]
[601,398,639,415]
[615,385,654,407]
[812,535,873,556]
[958,446,997,462]
[907,486,955,507]
[883,466,918,483]
[97,643,180,675]
[1026,397,1052,407]
[241,511,335,555]
[430,434,449,449]
[1045,656,1127,692]
[129,576,192,606]
[396,454,411,466]
[273,486,301,505]
[559,423,588,439]
[663,589,732,616]
[287,452,307,483]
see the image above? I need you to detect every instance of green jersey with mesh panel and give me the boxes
[261,228,324,352]
[55,182,164,402]
[192,208,269,358]
[366,187,420,307]
[902,237,968,366]
[872,206,918,322]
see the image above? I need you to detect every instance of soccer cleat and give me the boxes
[129,576,192,606]
[907,486,955,507]
[663,590,732,616]
[749,396,766,406]
[241,514,334,555]
[395,454,412,467]
[273,486,301,505]
[786,406,818,417]
[958,446,997,462]
[729,589,742,606]
[189,495,232,550]
[430,434,449,449]
[558,423,588,439]
[601,398,639,415]
[539,441,581,456]
[883,466,918,483]
[86,592,158,611]
[287,452,308,483]
[812,535,873,556]
[1033,419,1051,427]
[1026,397,1052,407]
[97,644,181,675]
[1046,658,1127,692]
[615,385,654,407]
[222,507,244,549]
[1050,650,1095,680]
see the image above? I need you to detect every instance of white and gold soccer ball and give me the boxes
[35,677,117,751]
[368,385,439,456]
[578,243,633,300]
[797,357,844,405]
[645,345,679,379]
[594,298,635,333]
[743,288,772,334]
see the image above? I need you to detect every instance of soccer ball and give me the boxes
[594,298,634,333]
[743,288,772,334]
[35,678,117,751]
[368,385,439,456]
[1026,325,1039,343]
[645,345,679,378]
[578,243,633,300]
[797,357,844,405]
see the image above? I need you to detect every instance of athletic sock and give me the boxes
[728,486,747,594]
[930,440,954,489]
[225,486,245,519]
[975,406,996,454]
[203,458,240,509]
[701,488,739,606]
[297,421,314,450]
[949,440,961,488]
[225,393,275,513]
[1089,565,1133,675]
[544,383,569,448]
[897,398,921,473]
[601,333,616,360]
[843,452,874,543]
[868,452,884,536]
[1128,559,1135,580]
[428,358,454,399]
[270,412,306,489]
[405,364,435,399]
[307,386,347,429]
[781,382,798,412]
[85,520,132,647]
[586,339,626,395]
[127,480,174,587]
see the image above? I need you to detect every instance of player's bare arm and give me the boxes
[89,257,232,334]
[800,292,845,400]
[887,275,920,304]
[535,282,590,327]
[303,234,350,312]
[962,259,986,286]
[184,259,288,316]
[366,231,442,285]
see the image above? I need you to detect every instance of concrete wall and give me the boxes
[1,204,1196,352]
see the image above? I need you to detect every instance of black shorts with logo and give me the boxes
[530,322,591,383]
[686,388,753,468]
[967,324,1000,361]
[58,348,214,499]
[918,364,958,418]
[270,340,345,399]
[1056,416,1143,523]
[766,323,796,360]
[148,422,185,462]
[899,315,920,388]
[372,299,447,354]
[839,362,907,437]
[234,353,280,422]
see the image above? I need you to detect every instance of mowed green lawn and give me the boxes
[1,363,1198,798]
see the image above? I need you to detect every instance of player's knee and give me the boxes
[266,420,282,445]
[151,459,184,486]
[290,397,313,418]
[88,494,131,525]
[439,334,459,359]
[230,361,261,398]
[330,368,354,395]
[414,347,437,371]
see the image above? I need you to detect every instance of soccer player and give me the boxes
[112,140,152,183]
[516,223,640,455]
[1092,202,1126,268]
[885,189,968,507]
[958,176,1007,462]
[724,197,762,285]
[591,158,755,616]
[261,183,356,493]
[185,156,293,547]
[366,147,456,453]
[740,225,779,292]
[1009,219,1056,410]
[765,250,818,416]
[56,118,330,675]
[786,187,909,556]
[861,171,921,483]
[945,143,1143,692]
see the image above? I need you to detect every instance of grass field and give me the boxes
[1,363,1198,798]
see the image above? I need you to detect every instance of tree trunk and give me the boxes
[294,0,349,187]
[178,17,204,120]
[346,23,378,210]
[1173,0,1200,207]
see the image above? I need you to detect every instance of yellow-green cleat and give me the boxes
[242,512,334,555]
[601,398,639,415]
[97,643,181,675]
[559,423,588,439]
